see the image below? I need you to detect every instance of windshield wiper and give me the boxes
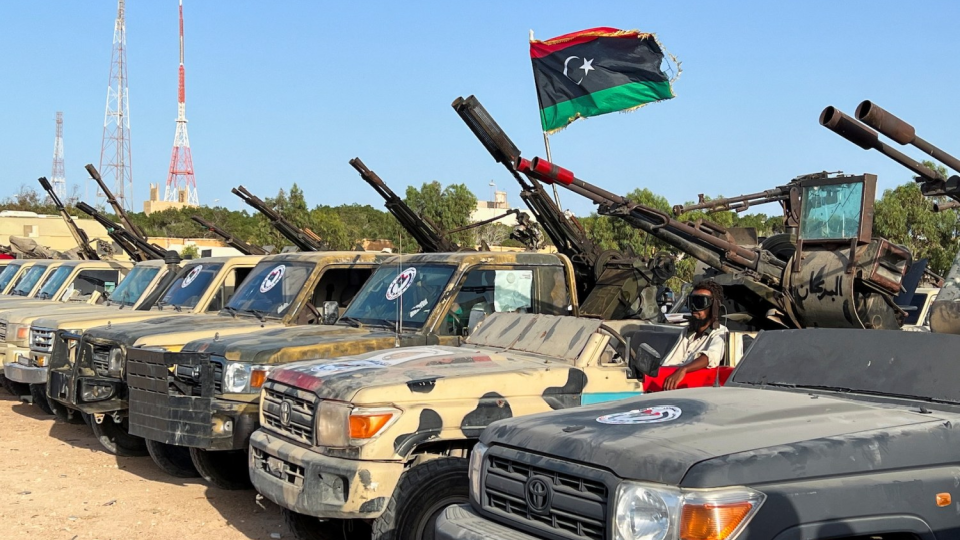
[338,316,365,328]
[245,309,268,323]
[223,306,239,318]
[763,382,958,405]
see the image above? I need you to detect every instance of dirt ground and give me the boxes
[0,392,292,540]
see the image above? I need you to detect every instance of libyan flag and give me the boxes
[531,27,676,133]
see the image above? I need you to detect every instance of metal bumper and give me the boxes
[435,505,540,540]
[47,367,125,414]
[129,394,258,451]
[249,430,403,520]
[4,362,48,385]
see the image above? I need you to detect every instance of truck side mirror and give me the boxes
[321,301,339,325]
[630,342,663,379]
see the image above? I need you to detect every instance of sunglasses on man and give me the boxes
[687,293,713,311]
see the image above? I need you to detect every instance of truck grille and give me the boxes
[261,381,317,445]
[92,344,114,376]
[483,451,610,540]
[30,327,56,353]
[0,322,7,341]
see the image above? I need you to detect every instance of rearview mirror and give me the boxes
[631,342,664,379]
[321,301,339,325]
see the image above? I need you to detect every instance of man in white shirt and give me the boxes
[662,280,727,390]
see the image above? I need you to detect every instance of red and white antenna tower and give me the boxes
[51,112,67,201]
[97,0,134,211]
[165,0,198,206]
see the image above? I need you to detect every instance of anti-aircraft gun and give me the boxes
[190,215,267,256]
[38,176,99,260]
[75,202,168,262]
[349,157,542,253]
[504,149,912,330]
[231,186,327,252]
[452,95,677,320]
[819,100,960,334]
[84,164,149,241]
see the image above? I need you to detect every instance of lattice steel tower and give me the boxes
[97,0,134,211]
[165,0,198,205]
[51,112,66,201]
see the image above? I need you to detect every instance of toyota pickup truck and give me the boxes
[48,251,388,457]
[126,252,579,490]
[435,328,960,540]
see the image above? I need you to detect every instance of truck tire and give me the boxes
[90,416,148,457]
[283,509,370,540]
[49,399,85,424]
[189,448,251,490]
[146,439,199,478]
[3,377,29,399]
[371,457,469,540]
[29,385,54,415]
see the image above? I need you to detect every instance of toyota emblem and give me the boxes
[524,476,553,514]
[279,400,293,427]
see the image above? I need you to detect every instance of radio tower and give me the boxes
[51,112,67,201]
[97,0,134,211]
[165,0,198,205]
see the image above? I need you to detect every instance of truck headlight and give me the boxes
[107,348,124,378]
[468,442,488,503]
[314,401,400,448]
[613,483,764,540]
[222,362,272,394]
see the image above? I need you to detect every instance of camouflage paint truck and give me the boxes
[246,312,717,540]
[48,251,388,456]
[13,255,246,416]
[434,328,960,540]
[124,251,578,489]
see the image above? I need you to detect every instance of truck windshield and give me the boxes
[225,261,314,318]
[341,264,457,330]
[35,266,73,299]
[159,262,223,310]
[11,265,48,296]
[0,262,25,291]
[110,265,161,307]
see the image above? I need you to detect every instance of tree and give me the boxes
[404,181,478,248]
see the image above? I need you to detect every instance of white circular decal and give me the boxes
[385,267,417,300]
[260,265,286,293]
[596,405,682,425]
[181,265,203,288]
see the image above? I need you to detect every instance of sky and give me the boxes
[3,1,960,218]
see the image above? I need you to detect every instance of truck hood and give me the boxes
[84,313,271,347]
[269,345,571,403]
[31,306,164,330]
[481,386,952,487]
[1,303,108,324]
[184,324,420,364]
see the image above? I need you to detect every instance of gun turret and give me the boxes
[38,177,99,261]
[84,164,149,240]
[231,186,326,252]
[190,216,266,256]
[522,156,911,331]
[349,158,459,253]
[75,202,168,262]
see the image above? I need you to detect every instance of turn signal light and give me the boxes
[349,413,395,440]
[16,327,28,340]
[679,502,754,540]
[250,369,269,389]
[937,493,951,507]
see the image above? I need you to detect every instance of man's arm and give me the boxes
[663,354,710,391]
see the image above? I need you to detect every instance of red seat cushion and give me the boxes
[643,366,734,392]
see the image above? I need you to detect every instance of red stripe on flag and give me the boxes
[530,27,647,59]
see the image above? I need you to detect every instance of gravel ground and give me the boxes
[0,392,292,540]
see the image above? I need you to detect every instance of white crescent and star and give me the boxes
[562,55,596,85]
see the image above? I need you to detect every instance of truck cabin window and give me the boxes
[799,181,864,241]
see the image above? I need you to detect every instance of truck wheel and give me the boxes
[90,416,148,457]
[29,385,54,415]
[3,377,29,399]
[146,439,199,478]
[283,509,370,540]
[371,457,469,540]
[189,448,252,490]
[49,399,85,424]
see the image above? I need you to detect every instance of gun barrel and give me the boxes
[856,100,960,174]
[191,216,266,256]
[934,200,960,212]
[349,158,401,202]
[820,106,939,181]
[673,188,789,216]
[232,185,324,252]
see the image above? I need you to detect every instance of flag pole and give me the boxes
[530,29,563,208]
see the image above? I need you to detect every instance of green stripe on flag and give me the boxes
[539,80,674,133]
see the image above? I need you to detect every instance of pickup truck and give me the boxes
[435,328,960,540]
[48,251,388,457]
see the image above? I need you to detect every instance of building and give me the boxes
[0,211,114,252]
[470,190,536,227]
[143,183,197,215]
